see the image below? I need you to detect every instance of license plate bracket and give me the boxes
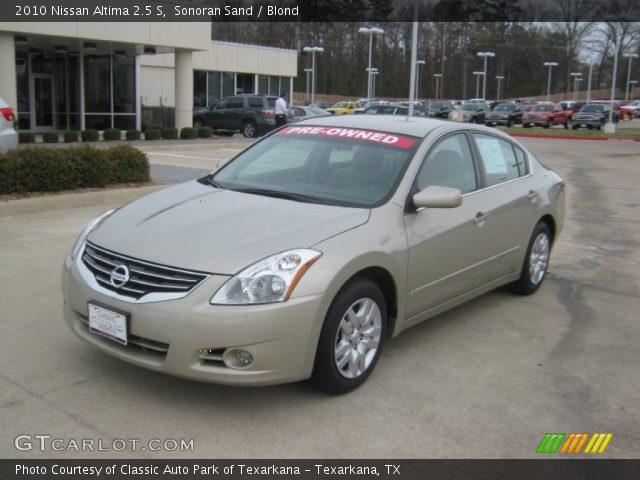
[88,302,129,345]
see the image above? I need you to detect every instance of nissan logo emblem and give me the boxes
[110,265,130,288]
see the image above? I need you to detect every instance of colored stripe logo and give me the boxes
[537,433,613,454]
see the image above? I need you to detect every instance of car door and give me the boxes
[404,132,491,317]
[207,98,229,128]
[224,96,246,129]
[469,132,539,281]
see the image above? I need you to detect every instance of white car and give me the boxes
[0,98,18,153]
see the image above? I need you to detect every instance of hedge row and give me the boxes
[17,128,217,144]
[0,144,150,195]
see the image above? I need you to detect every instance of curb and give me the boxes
[0,185,167,218]
[510,132,640,142]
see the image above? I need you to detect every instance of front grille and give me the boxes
[82,242,209,300]
[199,348,227,367]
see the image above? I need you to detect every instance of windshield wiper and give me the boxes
[229,188,323,204]
[205,178,225,189]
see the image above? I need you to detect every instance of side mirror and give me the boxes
[413,186,462,209]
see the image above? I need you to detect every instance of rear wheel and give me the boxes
[511,222,552,296]
[311,278,386,394]
[241,120,258,138]
[193,118,203,129]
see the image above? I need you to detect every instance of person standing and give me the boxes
[275,92,288,128]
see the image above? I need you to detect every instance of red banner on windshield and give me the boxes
[277,126,417,149]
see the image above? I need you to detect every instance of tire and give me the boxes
[596,122,602,130]
[311,278,387,394]
[511,222,552,296]
[507,119,513,128]
[571,123,579,130]
[563,122,569,130]
[241,120,258,138]
[544,121,552,129]
[193,118,203,129]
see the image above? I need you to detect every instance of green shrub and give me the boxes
[145,129,161,140]
[81,129,99,142]
[180,127,198,140]
[104,145,150,184]
[103,128,122,141]
[126,129,141,141]
[42,132,59,144]
[0,145,150,194]
[197,127,213,138]
[161,127,178,140]
[64,131,79,143]
[142,124,161,133]
[18,132,35,144]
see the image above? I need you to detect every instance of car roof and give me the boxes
[293,113,457,137]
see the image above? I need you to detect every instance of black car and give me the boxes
[485,102,524,127]
[193,95,287,138]
[426,101,453,118]
[458,102,489,123]
[570,104,614,130]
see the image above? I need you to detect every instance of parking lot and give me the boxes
[1,136,638,459]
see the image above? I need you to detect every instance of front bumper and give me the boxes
[61,252,325,386]
[572,117,602,126]
[485,117,511,125]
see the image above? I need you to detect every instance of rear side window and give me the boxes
[267,98,276,108]
[226,97,244,108]
[416,133,477,194]
[248,97,263,108]
[472,133,527,187]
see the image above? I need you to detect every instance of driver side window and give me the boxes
[212,99,228,110]
[415,134,477,194]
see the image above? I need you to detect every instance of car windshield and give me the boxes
[333,102,349,108]
[532,105,553,112]
[581,105,604,113]
[462,104,478,111]
[495,104,516,111]
[430,102,446,109]
[211,125,419,208]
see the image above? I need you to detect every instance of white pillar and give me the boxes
[0,33,17,113]
[174,49,193,130]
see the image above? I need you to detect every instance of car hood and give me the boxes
[88,181,370,274]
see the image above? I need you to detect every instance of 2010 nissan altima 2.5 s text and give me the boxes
[62,115,565,394]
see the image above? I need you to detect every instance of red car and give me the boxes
[522,103,572,129]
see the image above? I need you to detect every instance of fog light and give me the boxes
[223,349,254,369]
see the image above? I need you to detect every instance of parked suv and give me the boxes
[0,97,18,153]
[485,102,523,127]
[193,95,289,138]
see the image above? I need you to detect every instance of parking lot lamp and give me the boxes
[434,73,442,100]
[303,46,324,104]
[358,26,384,101]
[495,76,504,101]
[623,53,639,100]
[304,68,313,102]
[570,72,582,102]
[473,71,484,99]
[543,62,558,101]
[477,51,495,100]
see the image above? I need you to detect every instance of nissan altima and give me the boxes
[62,115,565,394]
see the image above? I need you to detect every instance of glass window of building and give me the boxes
[194,70,207,107]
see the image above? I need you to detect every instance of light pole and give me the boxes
[303,46,324,104]
[570,72,582,102]
[605,35,621,134]
[630,80,638,99]
[415,59,425,100]
[434,73,442,100]
[495,75,504,101]
[586,60,595,102]
[477,51,495,100]
[473,71,484,99]
[358,26,384,101]
[371,69,379,99]
[304,68,313,103]
[623,53,639,100]
[543,62,558,102]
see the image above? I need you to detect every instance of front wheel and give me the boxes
[241,120,258,138]
[511,222,552,296]
[311,278,386,394]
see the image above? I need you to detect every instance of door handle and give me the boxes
[474,212,488,225]
[528,190,540,200]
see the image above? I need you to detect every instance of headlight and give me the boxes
[211,249,322,305]
[70,209,116,261]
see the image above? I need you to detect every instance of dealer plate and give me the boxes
[88,303,128,345]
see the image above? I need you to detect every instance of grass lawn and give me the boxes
[499,126,640,139]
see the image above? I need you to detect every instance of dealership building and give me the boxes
[0,22,297,132]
